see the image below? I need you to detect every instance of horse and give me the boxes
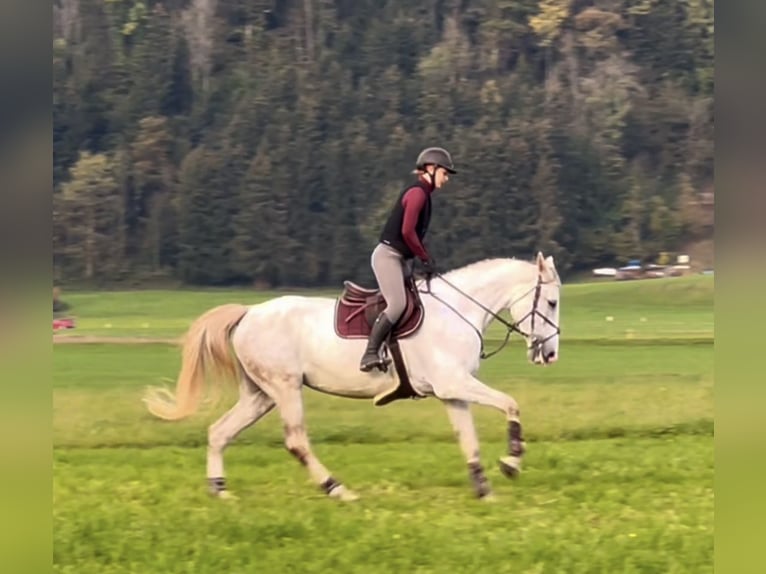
[143,252,562,501]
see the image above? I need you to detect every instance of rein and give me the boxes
[420,272,560,360]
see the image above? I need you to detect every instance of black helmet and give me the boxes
[416,147,457,174]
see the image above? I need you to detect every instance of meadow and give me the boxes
[53,275,714,574]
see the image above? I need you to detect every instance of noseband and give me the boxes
[512,275,561,355]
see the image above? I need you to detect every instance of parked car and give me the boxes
[53,317,76,331]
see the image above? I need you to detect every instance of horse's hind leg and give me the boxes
[265,376,359,502]
[208,375,275,498]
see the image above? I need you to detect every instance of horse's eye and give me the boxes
[548,300,558,309]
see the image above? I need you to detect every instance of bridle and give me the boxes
[420,272,561,360]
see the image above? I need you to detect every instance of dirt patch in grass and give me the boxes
[53,335,180,345]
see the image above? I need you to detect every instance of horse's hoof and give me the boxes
[216,490,239,501]
[329,484,360,502]
[498,456,522,479]
[480,492,497,503]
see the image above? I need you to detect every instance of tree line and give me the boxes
[53,0,714,287]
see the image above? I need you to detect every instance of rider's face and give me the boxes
[430,166,449,189]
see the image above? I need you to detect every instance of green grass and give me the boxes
[54,274,713,341]
[54,437,712,574]
[53,276,714,573]
[53,288,335,338]
[553,275,714,342]
[53,343,712,449]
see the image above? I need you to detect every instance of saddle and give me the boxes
[334,276,425,407]
[334,276,424,340]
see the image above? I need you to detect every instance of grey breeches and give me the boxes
[370,243,407,324]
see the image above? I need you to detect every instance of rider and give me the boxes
[359,147,457,372]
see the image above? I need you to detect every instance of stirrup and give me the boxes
[360,354,391,373]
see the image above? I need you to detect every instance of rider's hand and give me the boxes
[422,257,437,278]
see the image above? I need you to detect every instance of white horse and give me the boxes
[143,252,561,500]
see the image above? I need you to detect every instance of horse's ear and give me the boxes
[545,255,554,267]
[536,251,546,272]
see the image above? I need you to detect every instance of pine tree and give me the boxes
[230,144,294,286]
[176,145,235,284]
[56,151,125,281]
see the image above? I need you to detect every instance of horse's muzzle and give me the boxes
[528,341,557,365]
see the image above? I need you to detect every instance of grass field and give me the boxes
[53,275,714,573]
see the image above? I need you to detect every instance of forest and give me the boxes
[53,0,714,286]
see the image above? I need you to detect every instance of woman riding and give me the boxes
[359,147,457,372]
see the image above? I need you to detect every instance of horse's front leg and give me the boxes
[435,374,525,479]
[443,399,493,499]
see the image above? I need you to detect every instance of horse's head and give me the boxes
[508,252,561,365]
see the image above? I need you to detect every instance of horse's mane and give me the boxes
[441,257,525,279]
[439,256,560,285]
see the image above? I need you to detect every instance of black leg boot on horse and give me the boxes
[359,313,394,372]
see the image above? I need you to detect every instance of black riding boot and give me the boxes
[359,314,394,372]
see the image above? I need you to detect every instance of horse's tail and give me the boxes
[143,303,250,421]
